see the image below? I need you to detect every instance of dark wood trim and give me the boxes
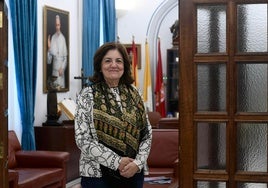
[0,0,8,187]
[180,0,268,187]
[179,0,195,187]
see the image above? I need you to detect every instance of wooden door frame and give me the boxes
[179,0,195,187]
[179,0,268,187]
[0,0,8,187]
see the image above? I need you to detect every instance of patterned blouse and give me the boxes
[74,84,152,177]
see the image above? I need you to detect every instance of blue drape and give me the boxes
[82,0,116,78]
[102,0,116,43]
[82,0,100,78]
[10,0,37,150]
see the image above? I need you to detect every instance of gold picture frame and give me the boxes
[43,6,69,93]
[123,44,141,69]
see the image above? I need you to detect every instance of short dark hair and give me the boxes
[89,42,134,85]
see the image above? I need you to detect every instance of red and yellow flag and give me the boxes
[131,38,139,87]
[155,38,166,117]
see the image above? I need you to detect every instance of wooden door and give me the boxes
[179,0,268,187]
[0,0,8,187]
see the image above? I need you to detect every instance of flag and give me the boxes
[155,38,166,117]
[143,39,153,111]
[131,38,139,87]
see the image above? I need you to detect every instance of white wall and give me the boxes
[117,0,178,94]
[35,0,82,126]
[34,0,178,126]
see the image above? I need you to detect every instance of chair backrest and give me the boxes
[8,131,21,169]
[147,111,162,128]
[147,129,179,167]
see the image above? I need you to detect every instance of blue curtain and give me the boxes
[82,0,100,78]
[82,0,116,78]
[102,0,116,43]
[9,0,37,150]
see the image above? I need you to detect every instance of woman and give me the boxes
[75,42,152,188]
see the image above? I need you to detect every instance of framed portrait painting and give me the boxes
[43,6,69,93]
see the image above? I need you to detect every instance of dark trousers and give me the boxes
[81,170,144,188]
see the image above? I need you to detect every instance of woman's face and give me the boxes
[101,49,124,86]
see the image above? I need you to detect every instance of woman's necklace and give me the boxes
[110,87,122,111]
[111,87,119,95]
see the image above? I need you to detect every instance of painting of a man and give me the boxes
[43,6,69,92]
[47,15,68,89]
